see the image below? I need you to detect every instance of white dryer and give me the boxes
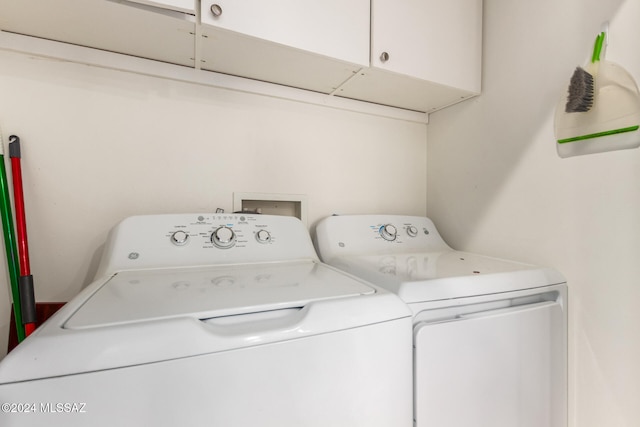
[315,214,567,427]
[0,214,413,427]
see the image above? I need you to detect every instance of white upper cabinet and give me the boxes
[0,0,482,114]
[199,0,370,94]
[0,0,196,67]
[335,0,483,112]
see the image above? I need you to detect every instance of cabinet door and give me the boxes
[334,0,482,112]
[132,0,194,14]
[372,0,482,92]
[201,0,369,66]
[200,0,369,94]
[0,0,196,67]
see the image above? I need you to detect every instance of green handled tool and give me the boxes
[0,127,25,343]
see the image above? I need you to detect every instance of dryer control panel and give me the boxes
[95,214,317,276]
[314,215,452,260]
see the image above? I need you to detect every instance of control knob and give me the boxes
[406,225,418,237]
[379,224,397,241]
[256,229,271,244]
[170,230,189,246]
[211,226,236,249]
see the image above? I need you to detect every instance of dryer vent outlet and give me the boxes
[233,192,308,226]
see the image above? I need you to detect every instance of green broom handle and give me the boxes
[0,154,25,343]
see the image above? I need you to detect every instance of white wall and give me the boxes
[0,49,427,357]
[427,0,640,426]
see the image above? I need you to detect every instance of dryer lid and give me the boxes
[332,251,566,303]
[65,260,375,329]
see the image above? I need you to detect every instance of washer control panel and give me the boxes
[162,215,280,251]
[162,215,278,251]
[96,214,316,275]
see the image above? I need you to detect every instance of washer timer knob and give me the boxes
[407,225,418,237]
[211,226,236,249]
[379,224,397,241]
[256,229,271,244]
[170,230,189,246]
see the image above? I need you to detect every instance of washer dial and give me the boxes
[211,226,236,249]
[256,229,271,244]
[407,225,418,237]
[379,224,397,241]
[170,230,189,246]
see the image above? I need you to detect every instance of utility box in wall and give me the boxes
[233,192,308,226]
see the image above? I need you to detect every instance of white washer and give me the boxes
[314,214,567,427]
[0,214,413,427]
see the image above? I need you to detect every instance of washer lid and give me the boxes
[0,260,411,384]
[65,260,375,329]
[331,251,566,303]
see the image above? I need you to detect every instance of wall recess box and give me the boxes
[233,192,308,226]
